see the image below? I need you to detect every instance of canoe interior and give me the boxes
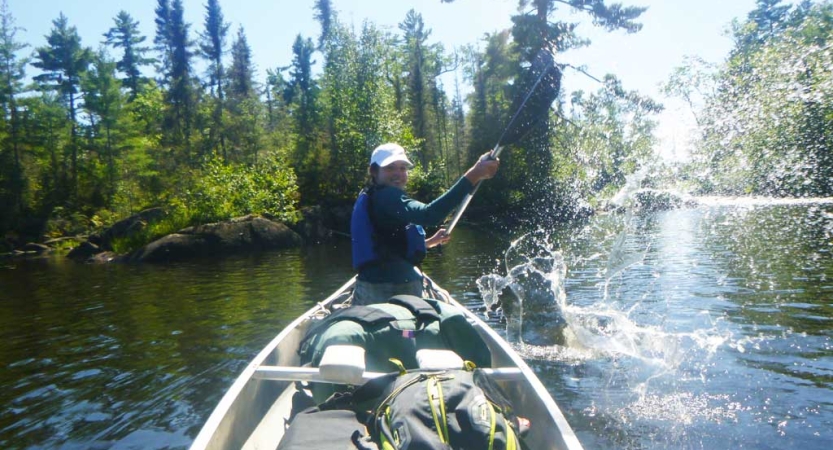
[191,278,583,450]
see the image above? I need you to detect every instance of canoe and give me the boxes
[190,275,584,450]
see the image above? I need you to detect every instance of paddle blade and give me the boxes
[498,48,562,147]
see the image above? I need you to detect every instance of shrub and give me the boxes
[407,162,446,201]
[185,156,301,225]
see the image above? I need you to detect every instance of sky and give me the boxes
[10,0,778,160]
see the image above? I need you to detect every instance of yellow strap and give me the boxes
[426,377,449,444]
[464,360,477,371]
[381,406,397,449]
[437,378,449,442]
[505,414,518,450]
[487,402,497,450]
[381,437,396,450]
[388,358,407,375]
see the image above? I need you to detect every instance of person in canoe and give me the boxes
[351,142,499,305]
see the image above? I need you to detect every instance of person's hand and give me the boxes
[464,151,500,185]
[426,228,450,249]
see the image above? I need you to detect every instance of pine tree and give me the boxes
[749,0,791,38]
[0,0,25,116]
[0,0,28,223]
[32,13,92,201]
[513,0,645,211]
[313,0,333,50]
[226,26,261,164]
[287,34,316,152]
[170,0,195,161]
[789,0,815,27]
[82,49,125,199]
[18,93,69,210]
[153,0,174,84]
[104,11,154,100]
[155,0,196,163]
[264,68,290,132]
[199,0,229,158]
[228,26,254,101]
[399,9,431,168]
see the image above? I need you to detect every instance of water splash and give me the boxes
[476,195,833,444]
[608,167,651,209]
[476,229,568,345]
[621,392,751,425]
[695,196,833,207]
[608,168,696,213]
[476,217,730,371]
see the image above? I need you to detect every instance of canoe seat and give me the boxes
[319,345,366,385]
[415,348,464,369]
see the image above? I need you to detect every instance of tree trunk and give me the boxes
[69,86,78,202]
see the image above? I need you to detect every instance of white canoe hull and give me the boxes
[190,276,583,450]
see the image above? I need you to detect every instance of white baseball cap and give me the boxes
[370,143,414,168]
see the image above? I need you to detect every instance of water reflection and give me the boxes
[0,248,354,449]
[495,199,833,450]
[1,203,832,449]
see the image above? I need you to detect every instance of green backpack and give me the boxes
[298,296,492,403]
[362,368,524,450]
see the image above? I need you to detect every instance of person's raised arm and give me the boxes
[464,152,500,185]
[374,151,500,227]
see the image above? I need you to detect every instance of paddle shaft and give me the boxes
[445,146,504,235]
[445,56,554,236]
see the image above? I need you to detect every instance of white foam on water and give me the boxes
[477,227,730,367]
[694,196,833,207]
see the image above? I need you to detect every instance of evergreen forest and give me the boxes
[1,0,830,252]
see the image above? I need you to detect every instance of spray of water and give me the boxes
[476,229,567,346]
[475,206,744,433]
[475,204,732,369]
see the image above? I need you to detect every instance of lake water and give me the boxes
[1,197,831,449]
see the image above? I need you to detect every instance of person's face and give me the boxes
[377,161,410,189]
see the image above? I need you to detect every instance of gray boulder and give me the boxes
[67,241,101,261]
[288,206,333,244]
[126,216,303,263]
[96,207,166,251]
[89,252,120,263]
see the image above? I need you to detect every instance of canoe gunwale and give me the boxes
[189,276,357,450]
[427,281,583,450]
[190,275,584,450]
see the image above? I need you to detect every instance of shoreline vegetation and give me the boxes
[3,1,832,261]
[1,186,692,263]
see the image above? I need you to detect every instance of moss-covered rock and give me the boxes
[125,216,303,263]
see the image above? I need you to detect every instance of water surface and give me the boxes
[1,199,831,449]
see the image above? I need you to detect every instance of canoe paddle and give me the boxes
[445,47,562,235]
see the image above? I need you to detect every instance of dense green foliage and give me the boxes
[557,76,663,208]
[0,0,657,249]
[670,0,833,197]
[456,0,653,220]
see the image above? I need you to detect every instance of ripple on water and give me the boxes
[624,392,751,425]
[70,369,103,381]
[12,383,61,404]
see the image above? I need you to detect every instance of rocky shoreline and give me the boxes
[1,204,352,264]
[2,188,695,264]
